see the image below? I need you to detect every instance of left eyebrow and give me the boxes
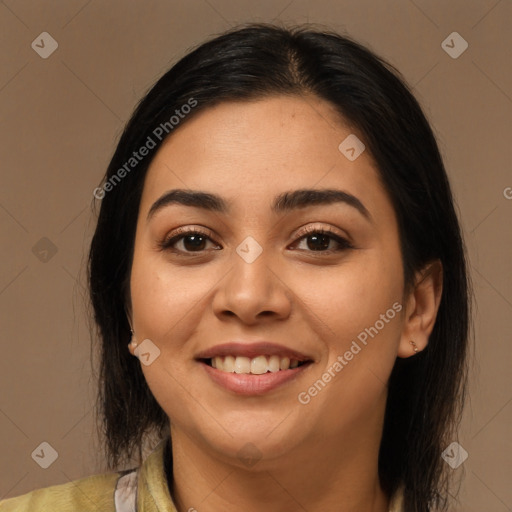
[147,188,372,222]
[272,189,371,221]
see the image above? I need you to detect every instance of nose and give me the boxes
[212,248,292,326]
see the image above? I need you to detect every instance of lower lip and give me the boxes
[201,361,311,395]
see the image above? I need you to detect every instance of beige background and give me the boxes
[0,0,510,510]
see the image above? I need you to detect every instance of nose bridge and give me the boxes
[212,237,291,323]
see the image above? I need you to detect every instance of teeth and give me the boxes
[268,355,280,373]
[251,355,268,375]
[234,356,251,374]
[223,355,235,372]
[210,355,303,374]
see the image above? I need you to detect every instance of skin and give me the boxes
[128,95,443,512]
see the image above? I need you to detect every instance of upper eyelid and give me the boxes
[294,223,349,239]
[164,224,347,240]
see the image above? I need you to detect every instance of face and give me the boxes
[129,95,406,468]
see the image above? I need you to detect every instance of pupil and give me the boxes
[184,235,206,251]
[307,234,330,251]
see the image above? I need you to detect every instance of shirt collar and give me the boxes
[137,437,177,511]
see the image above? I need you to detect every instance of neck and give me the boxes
[168,411,390,512]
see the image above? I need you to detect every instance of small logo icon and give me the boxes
[338,134,365,161]
[32,237,58,262]
[441,32,468,59]
[134,339,161,366]
[237,442,262,468]
[236,236,263,264]
[31,32,59,59]
[31,441,59,469]
[441,441,468,469]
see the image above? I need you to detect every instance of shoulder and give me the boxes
[0,470,122,512]
[0,438,172,512]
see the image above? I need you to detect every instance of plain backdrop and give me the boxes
[0,1,511,510]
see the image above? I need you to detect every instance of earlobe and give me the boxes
[397,260,443,358]
[125,303,138,356]
[128,329,138,356]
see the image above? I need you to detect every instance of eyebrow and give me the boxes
[147,188,371,222]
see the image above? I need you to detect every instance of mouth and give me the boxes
[195,342,314,395]
[195,341,314,372]
[201,355,311,374]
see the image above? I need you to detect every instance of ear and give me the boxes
[397,260,443,358]
[128,338,137,357]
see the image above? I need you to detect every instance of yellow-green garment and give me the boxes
[1,439,405,511]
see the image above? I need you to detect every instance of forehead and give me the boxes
[140,95,390,219]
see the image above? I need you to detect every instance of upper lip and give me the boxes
[195,342,313,362]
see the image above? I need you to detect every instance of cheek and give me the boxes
[299,251,403,343]
[129,250,213,423]
[295,254,403,430]
[130,247,211,334]
[299,246,404,407]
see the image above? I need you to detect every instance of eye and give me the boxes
[291,226,353,253]
[158,225,353,255]
[158,228,221,254]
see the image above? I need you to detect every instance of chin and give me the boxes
[196,423,306,468]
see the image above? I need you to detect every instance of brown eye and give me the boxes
[179,233,208,251]
[159,229,221,253]
[304,233,331,251]
[292,228,353,253]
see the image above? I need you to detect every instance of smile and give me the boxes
[206,355,307,374]
[196,341,314,394]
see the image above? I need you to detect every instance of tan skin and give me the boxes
[127,95,443,512]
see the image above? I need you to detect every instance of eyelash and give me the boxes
[158,225,353,256]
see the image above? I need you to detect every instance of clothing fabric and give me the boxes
[0,438,404,511]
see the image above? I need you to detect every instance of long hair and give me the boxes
[88,23,470,511]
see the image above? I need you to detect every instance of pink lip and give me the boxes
[201,361,312,395]
[196,342,314,395]
[195,342,312,362]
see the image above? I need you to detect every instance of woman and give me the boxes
[1,23,470,512]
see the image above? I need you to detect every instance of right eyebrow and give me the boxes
[147,189,228,222]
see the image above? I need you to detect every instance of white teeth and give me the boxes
[209,355,303,374]
[251,355,268,375]
[223,355,236,372]
[280,357,290,370]
[268,355,280,373]
[234,356,251,374]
